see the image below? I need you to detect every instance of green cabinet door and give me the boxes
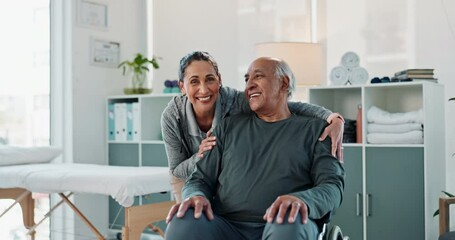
[329,147,363,240]
[366,147,424,240]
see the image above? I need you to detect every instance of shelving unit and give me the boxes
[308,82,445,240]
[106,94,176,232]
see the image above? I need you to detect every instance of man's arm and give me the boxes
[263,137,345,224]
[166,125,225,223]
[291,137,345,219]
[181,124,225,201]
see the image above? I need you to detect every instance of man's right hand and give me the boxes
[165,195,214,224]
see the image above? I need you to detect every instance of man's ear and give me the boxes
[178,80,186,95]
[280,75,290,93]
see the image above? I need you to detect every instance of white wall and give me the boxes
[64,0,147,237]
[152,0,238,92]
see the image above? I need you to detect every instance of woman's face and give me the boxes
[180,60,221,116]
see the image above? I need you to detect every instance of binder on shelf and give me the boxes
[108,103,115,141]
[126,103,134,141]
[132,102,140,141]
[114,102,127,141]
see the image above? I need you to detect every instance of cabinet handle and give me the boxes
[366,193,372,216]
[356,193,362,216]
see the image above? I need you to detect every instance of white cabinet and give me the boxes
[106,94,176,231]
[308,82,445,240]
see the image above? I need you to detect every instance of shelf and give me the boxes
[365,144,424,148]
[343,143,424,148]
[141,140,165,144]
[108,141,139,144]
[106,94,174,232]
[107,93,179,99]
[308,82,445,239]
[342,143,362,147]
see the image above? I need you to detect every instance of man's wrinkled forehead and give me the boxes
[247,58,276,74]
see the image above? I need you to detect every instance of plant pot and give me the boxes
[123,88,152,95]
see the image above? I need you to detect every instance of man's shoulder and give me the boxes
[292,115,328,132]
[222,112,251,123]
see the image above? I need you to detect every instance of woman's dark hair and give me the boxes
[178,51,220,81]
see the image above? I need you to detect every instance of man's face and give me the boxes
[244,58,284,114]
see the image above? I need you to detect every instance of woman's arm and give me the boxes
[225,87,344,160]
[288,101,332,120]
[161,107,199,180]
[226,86,334,120]
[287,102,345,160]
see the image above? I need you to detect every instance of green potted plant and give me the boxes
[118,53,160,94]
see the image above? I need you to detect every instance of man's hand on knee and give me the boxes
[166,195,214,224]
[263,195,308,224]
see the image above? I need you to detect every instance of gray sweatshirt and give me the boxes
[160,86,332,179]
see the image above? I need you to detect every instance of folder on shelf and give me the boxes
[126,103,134,141]
[108,103,115,141]
[114,103,127,141]
[132,102,140,141]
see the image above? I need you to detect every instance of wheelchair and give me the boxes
[318,223,349,240]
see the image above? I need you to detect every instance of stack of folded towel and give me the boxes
[366,106,424,144]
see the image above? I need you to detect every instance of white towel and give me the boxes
[349,67,369,85]
[367,130,423,144]
[367,123,423,133]
[367,106,423,124]
[330,66,349,85]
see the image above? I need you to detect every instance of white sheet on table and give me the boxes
[0,163,171,207]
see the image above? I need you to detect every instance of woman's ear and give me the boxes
[179,80,186,95]
[218,74,222,88]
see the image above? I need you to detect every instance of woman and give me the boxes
[161,51,344,202]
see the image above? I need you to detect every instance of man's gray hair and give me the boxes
[274,60,296,99]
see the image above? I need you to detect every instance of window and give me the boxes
[0,1,51,239]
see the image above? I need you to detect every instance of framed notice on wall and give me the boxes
[90,38,119,68]
[77,0,108,30]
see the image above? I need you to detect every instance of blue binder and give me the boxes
[127,103,134,141]
[108,103,115,140]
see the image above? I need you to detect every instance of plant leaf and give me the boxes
[433,209,439,217]
[443,191,455,197]
[433,191,455,217]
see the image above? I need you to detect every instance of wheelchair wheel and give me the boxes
[327,225,349,240]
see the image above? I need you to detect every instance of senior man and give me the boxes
[165,57,345,240]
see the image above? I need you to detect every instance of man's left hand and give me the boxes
[319,116,344,162]
[263,195,308,224]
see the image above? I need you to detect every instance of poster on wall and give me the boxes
[77,0,108,30]
[90,37,119,68]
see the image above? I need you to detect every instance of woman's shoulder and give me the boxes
[162,95,185,120]
[220,86,244,100]
[219,86,248,115]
